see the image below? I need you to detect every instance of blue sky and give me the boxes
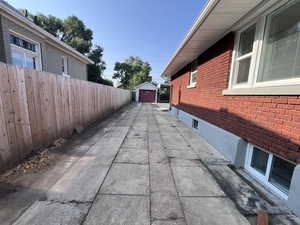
[7,0,207,84]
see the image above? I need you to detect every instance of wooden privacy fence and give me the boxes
[0,63,131,172]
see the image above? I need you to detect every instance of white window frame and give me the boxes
[245,144,295,200]
[62,55,70,78]
[9,30,42,71]
[225,0,300,95]
[188,70,197,88]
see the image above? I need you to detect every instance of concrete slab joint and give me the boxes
[4,104,299,225]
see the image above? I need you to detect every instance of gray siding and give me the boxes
[0,16,88,80]
[68,56,88,80]
[1,16,46,65]
[43,43,88,80]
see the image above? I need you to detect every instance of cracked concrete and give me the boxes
[1,103,298,225]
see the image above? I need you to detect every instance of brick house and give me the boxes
[162,0,300,216]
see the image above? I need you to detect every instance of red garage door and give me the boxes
[139,90,156,103]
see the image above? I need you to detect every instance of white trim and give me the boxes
[188,70,198,88]
[62,73,70,78]
[223,84,300,95]
[161,0,220,77]
[187,84,197,89]
[245,144,296,200]
[230,21,260,89]
[61,55,69,76]
[134,82,158,90]
[0,1,93,64]
[9,29,42,71]
[227,0,300,94]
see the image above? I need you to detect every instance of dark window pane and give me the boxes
[10,35,36,52]
[192,119,198,129]
[238,25,256,56]
[251,147,269,175]
[236,57,251,84]
[191,72,197,83]
[22,40,28,49]
[269,156,295,194]
[10,35,20,46]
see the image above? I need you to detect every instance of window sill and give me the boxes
[63,73,71,78]
[187,83,197,89]
[223,84,300,96]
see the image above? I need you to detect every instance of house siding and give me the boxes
[43,43,88,80]
[170,33,300,163]
[0,16,87,80]
[68,55,88,80]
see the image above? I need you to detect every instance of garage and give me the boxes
[139,90,156,102]
[135,82,158,103]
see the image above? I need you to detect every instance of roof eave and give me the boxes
[0,1,94,65]
[161,0,264,78]
[161,0,219,78]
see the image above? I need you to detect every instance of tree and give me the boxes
[20,10,110,85]
[25,13,92,54]
[87,46,113,86]
[113,56,152,90]
[62,16,93,54]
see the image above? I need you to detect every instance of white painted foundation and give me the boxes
[170,106,300,218]
[171,106,247,167]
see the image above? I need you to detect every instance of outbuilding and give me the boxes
[135,82,158,103]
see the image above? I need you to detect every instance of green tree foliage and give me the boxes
[113,56,152,90]
[20,10,112,85]
[62,16,93,54]
[87,46,113,86]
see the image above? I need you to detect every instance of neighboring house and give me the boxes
[162,0,300,217]
[0,0,93,80]
[134,82,158,103]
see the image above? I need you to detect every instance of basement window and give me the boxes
[245,144,296,199]
[192,119,199,129]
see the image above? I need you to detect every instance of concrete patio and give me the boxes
[2,103,298,225]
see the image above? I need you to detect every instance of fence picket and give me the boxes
[0,63,131,172]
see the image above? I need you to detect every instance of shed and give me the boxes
[135,82,158,103]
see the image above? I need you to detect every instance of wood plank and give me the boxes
[0,63,131,171]
[61,77,72,136]
[67,78,75,133]
[32,69,45,147]
[24,68,42,151]
[16,67,33,155]
[0,64,19,166]
[48,73,58,141]
[53,75,63,138]
[39,71,52,146]
[0,83,10,167]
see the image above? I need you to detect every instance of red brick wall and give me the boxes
[171,33,300,163]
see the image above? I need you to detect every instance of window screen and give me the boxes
[258,0,300,82]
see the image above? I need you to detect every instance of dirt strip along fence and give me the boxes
[0,63,131,172]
